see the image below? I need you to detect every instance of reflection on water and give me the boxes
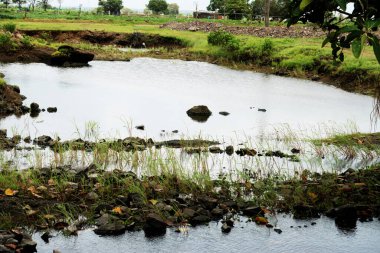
[0,58,376,141]
[32,216,380,253]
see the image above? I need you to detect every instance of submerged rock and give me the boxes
[94,214,126,236]
[219,111,230,116]
[225,145,234,156]
[47,107,57,113]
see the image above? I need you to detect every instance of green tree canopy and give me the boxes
[98,0,123,15]
[251,0,292,17]
[208,0,250,20]
[147,0,168,14]
[288,0,380,63]
[167,3,179,15]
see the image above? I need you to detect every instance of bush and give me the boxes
[260,39,274,57]
[208,30,241,52]
[2,23,16,33]
[20,35,33,49]
[0,32,17,51]
[0,77,5,86]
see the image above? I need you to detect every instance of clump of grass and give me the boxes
[2,23,16,33]
[208,30,241,52]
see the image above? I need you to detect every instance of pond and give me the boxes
[0,58,376,141]
[32,216,380,253]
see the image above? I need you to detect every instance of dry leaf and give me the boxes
[255,216,268,225]
[112,206,123,215]
[149,199,158,205]
[5,188,17,196]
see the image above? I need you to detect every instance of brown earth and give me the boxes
[0,83,30,118]
[0,46,53,64]
[23,30,186,48]
[160,21,327,38]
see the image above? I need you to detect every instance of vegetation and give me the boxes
[147,0,168,15]
[288,0,380,63]
[98,0,123,15]
[2,22,15,32]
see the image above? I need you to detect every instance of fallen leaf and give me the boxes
[112,206,123,215]
[43,214,55,220]
[149,199,158,205]
[48,179,55,186]
[5,188,17,196]
[255,216,268,225]
[26,209,38,216]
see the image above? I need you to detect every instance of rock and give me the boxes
[326,205,358,230]
[135,125,145,130]
[293,205,320,219]
[242,206,264,217]
[188,26,198,32]
[291,148,300,154]
[236,148,257,156]
[30,102,41,117]
[258,108,267,112]
[199,196,218,210]
[211,207,224,218]
[209,146,223,154]
[94,214,126,236]
[0,245,13,253]
[219,111,230,116]
[186,105,212,122]
[182,208,196,219]
[50,45,94,67]
[143,213,167,237]
[311,222,317,226]
[40,232,51,243]
[18,239,37,253]
[86,192,99,201]
[221,223,232,233]
[172,130,179,133]
[189,215,211,226]
[47,107,57,113]
[274,228,282,234]
[34,135,55,147]
[225,145,234,156]
[24,136,31,143]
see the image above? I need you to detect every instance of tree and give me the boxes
[167,3,179,15]
[251,0,292,18]
[57,0,62,10]
[38,0,50,11]
[0,0,11,8]
[27,0,37,11]
[208,0,250,19]
[225,0,250,19]
[98,0,123,15]
[147,0,168,14]
[13,0,26,10]
[288,0,380,63]
[264,0,270,26]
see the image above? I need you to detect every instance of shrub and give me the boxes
[208,30,241,52]
[0,32,17,51]
[20,35,33,49]
[2,23,16,33]
[260,39,274,57]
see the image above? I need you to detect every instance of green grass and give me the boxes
[312,132,380,150]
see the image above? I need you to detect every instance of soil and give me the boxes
[0,83,30,118]
[22,30,186,48]
[160,21,328,38]
[0,47,53,64]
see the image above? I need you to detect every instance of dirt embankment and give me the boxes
[160,21,328,38]
[23,30,186,48]
[0,81,29,118]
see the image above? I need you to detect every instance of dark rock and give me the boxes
[182,208,196,219]
[30,102,41,117]
[219,111,230,116]
[40,232,51,243]
[266,224,274,228]
[293,205,320,219]
[24,136,31,143]
[274,228,282,234]
[34,135,55,147]
[225,146,234,156]
[0,245,13,253]
[172,130,179,133]
[291,148,300,154]
[209,146,223,154]
[258,108,267,112]
[211,207,224,218]
[199,196,218,210]
[242,206,264,217]
[19,239,37,253]
[94,214,126,236]
[236,148,257,156]
[47,107,57,113]
[135,125,145,130]
[186,105,212,122]
[189,215,211,226]
[311,222,317,226]
[327,205,358,230]
[143,213,167,237]
[221,223,232,233]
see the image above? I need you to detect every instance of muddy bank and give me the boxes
[23,30,186,49]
